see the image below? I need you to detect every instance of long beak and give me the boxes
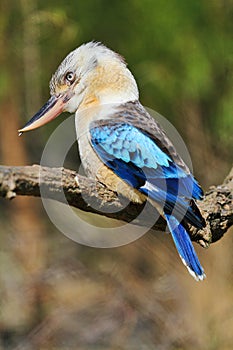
[18,94,66,135]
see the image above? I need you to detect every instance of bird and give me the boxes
[18,42,206,280]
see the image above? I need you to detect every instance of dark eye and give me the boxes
[65,71,75,84]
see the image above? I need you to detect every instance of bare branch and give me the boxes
[0,164,232,247]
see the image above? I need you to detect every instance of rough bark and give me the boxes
[0,164,232,247]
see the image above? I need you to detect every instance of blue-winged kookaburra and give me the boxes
[19,42,206,280]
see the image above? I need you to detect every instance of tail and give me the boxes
[164,213,206,281]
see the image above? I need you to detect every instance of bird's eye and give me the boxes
[65,72,75,84]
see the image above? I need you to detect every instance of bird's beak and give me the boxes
[18,94,68,135]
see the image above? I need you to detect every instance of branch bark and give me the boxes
[0,164,232,247]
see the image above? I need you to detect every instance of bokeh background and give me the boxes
[0,1,232,349]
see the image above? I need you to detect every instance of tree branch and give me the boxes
[0,164,232,247]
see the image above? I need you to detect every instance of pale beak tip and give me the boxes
[18,130,23,136]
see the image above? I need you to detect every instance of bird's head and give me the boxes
[18,42,139,134]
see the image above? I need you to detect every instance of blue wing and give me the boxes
[90,122,204,227]
[90,121,206,280]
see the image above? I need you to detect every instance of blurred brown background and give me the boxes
[0,1,232,349]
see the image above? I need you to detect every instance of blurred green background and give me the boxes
[0,1,232,349]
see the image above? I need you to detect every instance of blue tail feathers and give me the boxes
[164,213,206,281]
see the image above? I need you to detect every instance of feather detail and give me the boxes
[164,213,206,281]
[89,114,206,280]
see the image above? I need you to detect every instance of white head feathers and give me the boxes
[50,42,139,110]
